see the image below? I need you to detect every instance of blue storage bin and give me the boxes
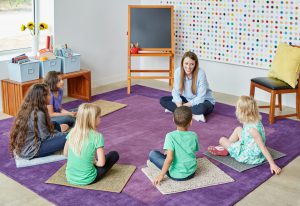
[8,60,40,82]
[40,58,62,77]
[57,53,80,73]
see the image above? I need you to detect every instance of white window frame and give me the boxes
[0,0,39,59]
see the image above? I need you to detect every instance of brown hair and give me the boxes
[235,96,261,124]
[43,71,61,92]
[173,106,193,128]
[9,83,53,155]
[179,51,199,95]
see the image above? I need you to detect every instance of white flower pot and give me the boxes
[31,35,39,57]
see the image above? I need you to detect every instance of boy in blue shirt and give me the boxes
[149,106,199,185]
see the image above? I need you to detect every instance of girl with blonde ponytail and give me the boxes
[64,103,119,185]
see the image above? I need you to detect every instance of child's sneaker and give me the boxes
[208,146,229,156]
[164,109,172,113]
[192,114,206,122]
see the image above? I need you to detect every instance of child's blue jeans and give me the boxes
[51,115,76,128]
[148,150,195,181]
[35,121,67,158]
[92,151,120,183]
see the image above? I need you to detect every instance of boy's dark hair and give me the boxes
[173,106,192,128]
[43,71,61,92]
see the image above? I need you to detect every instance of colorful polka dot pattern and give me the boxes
[161,0,300,69]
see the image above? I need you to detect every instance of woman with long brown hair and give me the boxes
[9,83,67,159]
[160,51,215,122]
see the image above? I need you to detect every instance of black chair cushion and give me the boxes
[251,77,297,90]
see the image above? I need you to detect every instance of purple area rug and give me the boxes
[0,85,300,206]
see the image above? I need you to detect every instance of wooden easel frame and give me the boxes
[127,5,174,94]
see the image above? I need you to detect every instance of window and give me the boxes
[0,0,51,55]
[0,0,33,52]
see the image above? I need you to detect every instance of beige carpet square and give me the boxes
[92,100,127,116]
[142,158,234,195]
[46,163,136,193]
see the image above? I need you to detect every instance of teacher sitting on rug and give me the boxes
[160,51,215,122]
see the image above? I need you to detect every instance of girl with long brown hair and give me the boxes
[44,71,76,132]
[9,83,67,159]
[160,51,215,122]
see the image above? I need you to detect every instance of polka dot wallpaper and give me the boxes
[161,0,300,69]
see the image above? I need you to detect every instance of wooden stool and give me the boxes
[250,77,300,124]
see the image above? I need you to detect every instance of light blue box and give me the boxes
[57,53,80,74]
[8,60,40,82]
[40,58,62,77]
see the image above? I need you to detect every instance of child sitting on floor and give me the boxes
[64,103,119,185]
[208,96,281,175]
[149,106,199,185]
[44,71,76,132]
[9,83,67,159]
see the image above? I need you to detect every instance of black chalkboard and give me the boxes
[130,7,172,49]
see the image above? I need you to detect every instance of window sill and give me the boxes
[0,48,31,63]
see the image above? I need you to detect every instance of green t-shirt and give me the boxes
[66,130,104,185]
[164,130,199,179]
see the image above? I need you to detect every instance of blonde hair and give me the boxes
[235,96,261,124]
[68,103,101,155]
[179,51,199,95]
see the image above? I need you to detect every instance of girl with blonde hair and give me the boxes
[64,103,119,185]
[208,96,281,175]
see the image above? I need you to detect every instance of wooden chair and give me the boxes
[250,76,300,124]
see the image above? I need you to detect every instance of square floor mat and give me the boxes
[203,147,286,172]
[92,100,127,116]
[46,163,136,193]
[142,158,234,195]
[15,154,66,168]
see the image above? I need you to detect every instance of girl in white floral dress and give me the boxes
[208,96,281,175]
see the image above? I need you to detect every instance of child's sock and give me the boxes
[208,146,229,156]
[192,114,206,122]
[164,109,172,113]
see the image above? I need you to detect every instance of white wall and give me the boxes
[140,0,296,108]
[0,0,140,112]
[54,0,140,88]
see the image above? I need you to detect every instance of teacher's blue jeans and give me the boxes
[160,96,214,115]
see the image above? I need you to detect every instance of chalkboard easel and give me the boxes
[127,5,174,94]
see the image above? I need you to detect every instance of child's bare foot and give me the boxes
[208,146,229,156]
[60,124,69,132]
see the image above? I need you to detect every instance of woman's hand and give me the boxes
[183,102,192,107]
[175,102,182,107]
